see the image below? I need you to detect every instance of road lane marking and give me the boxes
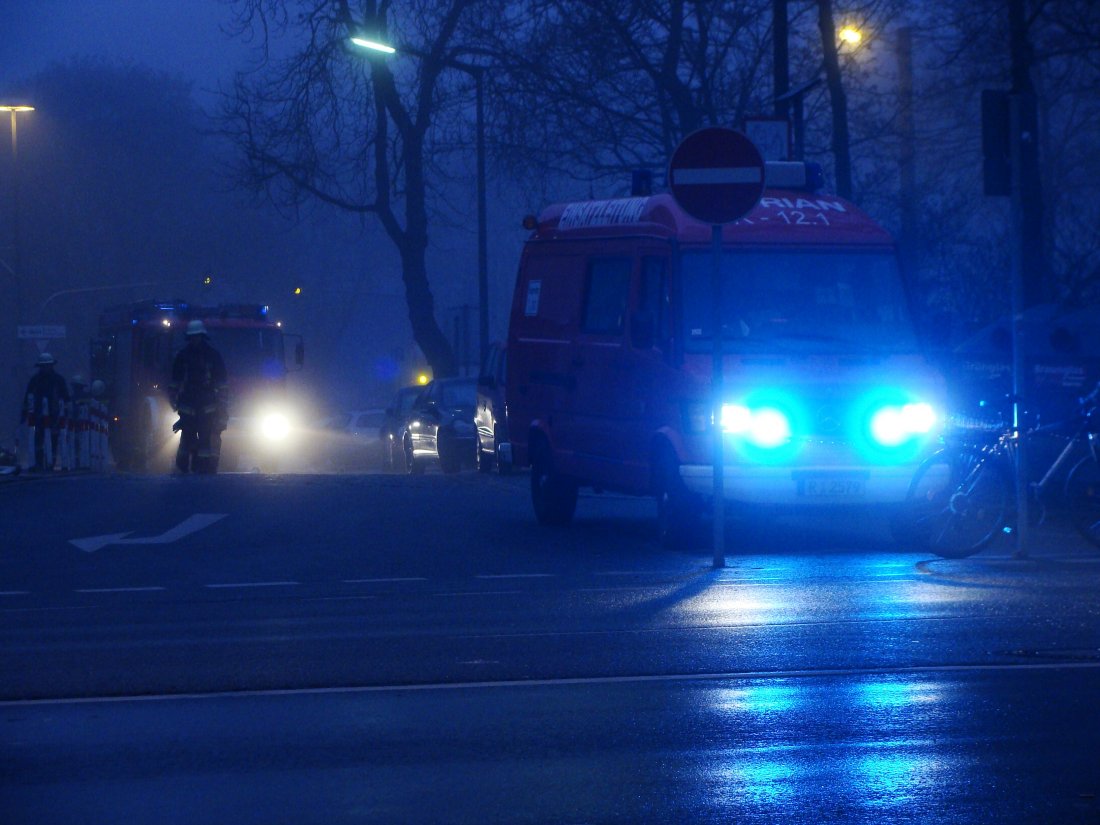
[435,590,524,597]
[70,513,228,553]
[75,587,166,594]
[343,577,428,583]
[475,574,556,580]
[1,591,30,596]
[205,581,300,589]
[6,660,1099,707]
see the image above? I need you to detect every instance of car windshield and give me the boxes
[208,327,286,379]
[441,379,477,408]
[679,250,918,354]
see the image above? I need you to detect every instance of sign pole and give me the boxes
[711,224,726,568]
[1009,93,1030,558]
[667,127,765,569]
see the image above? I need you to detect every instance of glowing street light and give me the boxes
[350,35,491,367]
[1,104,35,361]
[350,37,396,54]
[838,26,863,47]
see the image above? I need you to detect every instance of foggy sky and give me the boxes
[1,0,245,101]
[0,0,527,417]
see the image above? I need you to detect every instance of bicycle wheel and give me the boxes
[1065,455,1100,549]
[903,448,1011,558]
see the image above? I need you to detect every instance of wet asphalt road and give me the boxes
[1,469,1099,823]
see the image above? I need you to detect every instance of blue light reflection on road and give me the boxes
[704,675,965,814]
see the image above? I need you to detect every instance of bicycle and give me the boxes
[901,382,1100,558]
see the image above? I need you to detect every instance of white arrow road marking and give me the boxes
[69,513,228,553]
[672,167,762,185]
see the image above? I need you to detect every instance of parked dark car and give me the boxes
[404,377,478,474]
[475,341,511,474]
[380,385,423,472]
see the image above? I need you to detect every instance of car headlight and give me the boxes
[259,412,292,441]
[721,404,791,448]
[869,402,936,446]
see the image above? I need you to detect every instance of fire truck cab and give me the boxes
[506,164,945,542]
[91,299,303,471]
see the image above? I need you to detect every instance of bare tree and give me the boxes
[816,0,852,198]
[485,0,773,197]
[222,0,498,377]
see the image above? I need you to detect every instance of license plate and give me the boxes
[797,477,866,497]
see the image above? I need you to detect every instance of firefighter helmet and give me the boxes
[36,352,56,366]
[185,320,208,337]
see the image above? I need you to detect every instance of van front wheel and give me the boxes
[531,440,577,525]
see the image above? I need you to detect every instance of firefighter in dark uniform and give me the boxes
[23,352,71,471]
[169,320,228,473]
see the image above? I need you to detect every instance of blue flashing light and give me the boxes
[852,389,939,463]
[722,390,806,463]
[722,403,792,447]
[803,161,825,191]
[261,305,269,316]
[870,403,935,446]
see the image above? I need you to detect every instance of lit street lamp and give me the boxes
[351,37,490,368]
[1,104,34,297]
[1,104,34,383]
[838,26,863,47]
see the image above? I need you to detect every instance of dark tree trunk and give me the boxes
[817,0,852,199]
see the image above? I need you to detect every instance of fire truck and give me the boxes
[91,299,303,471]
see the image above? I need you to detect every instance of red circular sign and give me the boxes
[668,127,765,224]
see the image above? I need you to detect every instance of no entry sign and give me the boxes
[668,127,765,224]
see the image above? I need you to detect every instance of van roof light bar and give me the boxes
[764,161,824,192]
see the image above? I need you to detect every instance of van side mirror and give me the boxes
[630,311,655,350]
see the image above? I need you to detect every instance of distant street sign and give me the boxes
[744,116,791,162]
[668,127,766,225]
[18,324,66,340]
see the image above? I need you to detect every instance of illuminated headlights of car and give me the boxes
[721,404,791,448]
[869,402,936,446]
[259,412,292,441]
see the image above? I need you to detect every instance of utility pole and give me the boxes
[773,0,790,121]
[817,0,853,198]
[897,27,918,295]
[1008,0,1046,309]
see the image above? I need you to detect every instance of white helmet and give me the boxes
[185,320,208,337]
[36,352,56,366]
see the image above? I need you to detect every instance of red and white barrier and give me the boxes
[18,394,35,470]
[15,394,112,472]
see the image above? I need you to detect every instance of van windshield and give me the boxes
[680,250,917,354]
[208,327,287,379]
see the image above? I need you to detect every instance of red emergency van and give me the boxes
[506,165,945,544]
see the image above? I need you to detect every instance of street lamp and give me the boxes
[1,104,34,291]
[1,104,34,385]
[351,37,490,368]
[838,26,863,47]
